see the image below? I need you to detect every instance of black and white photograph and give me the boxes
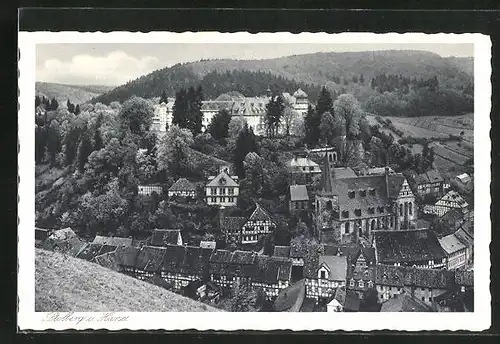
[18,32,491,331]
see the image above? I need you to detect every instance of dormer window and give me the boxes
[359,280,364,288]
[355,209,362,217]
[368,207,375,214]
[348,191,355,199]
[368,281,374,288]
[360,190,367,197]
[378,207,384,214]
[342,210,349,218]
[350,279,355,287]
[369,189,376,196]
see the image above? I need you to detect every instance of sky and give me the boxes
[36,43,474,86]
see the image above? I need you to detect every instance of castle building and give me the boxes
[152,89,309,136]
[315,156,417,245]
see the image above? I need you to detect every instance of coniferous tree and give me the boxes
[316,86,333,117]
[64,125,81,166]
[191,85,204,135]
[50,97,59,111]
[172,88,188,129]
[93,113,104,151]
[46,121,61,166]
[67,100,75,113]
[304,104,319,147]
[233,123,258,178]
[160,90,168,104]
[77,130,93,173]
[208,108,232,142]
[264,95,285,138]
[74,104,81,115]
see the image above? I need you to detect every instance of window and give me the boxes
[355,209,361,217]
[368,207,375,214]
[409,203,413,215]
[421,296,425,301]
[369,189,376,196]
[211,197,216,203]
[399,204,403,216]
[359,281,364,288]
[212,188,217,195]
[302,167,306,171]
[309,166,315,171]
[378,207,384,213]
[350,279,355,287]
[320,271,326,279]
[228,188,234,195]
[345,222,350,234]
[360,190,366,197]
[348,191,355,199]
[326,200,333,210]
[260,226,264,231]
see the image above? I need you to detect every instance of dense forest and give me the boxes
[92,50,473,118]
[365,73,473,117]
[92,67,321,104]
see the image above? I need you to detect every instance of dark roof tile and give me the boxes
[374,230,447,264]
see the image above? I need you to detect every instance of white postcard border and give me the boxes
[18,31,491,331]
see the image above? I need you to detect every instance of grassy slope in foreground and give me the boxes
[35,248,220,312]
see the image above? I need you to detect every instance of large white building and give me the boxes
[151,89,310,136]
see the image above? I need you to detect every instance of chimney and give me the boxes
[385,166,390,197]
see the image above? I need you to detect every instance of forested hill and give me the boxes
[92,67,321,104]
[92,50,473,105]
[36,82,114,105]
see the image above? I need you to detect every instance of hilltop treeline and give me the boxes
[366,73,473,117]
[92,66,321,104]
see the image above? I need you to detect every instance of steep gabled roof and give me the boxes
[115,246,140,268]
[206,171,239,187]
[253,256,293,284]
[169,178,197,192]
[293,88,308,98]
[92,235,133,248]
[414,169,444,185]
[318,255,348,281]
[150,229,181,247]
[248,203,275,223]
[288,157,319,168]
[380,294,432,312]
[136,246,167,272]
[221,216,247,233]
[374,230,447,264]
[375,264,455,290]
[436,191,468,208]
[439,234,467,255]
[161,245,186,273]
